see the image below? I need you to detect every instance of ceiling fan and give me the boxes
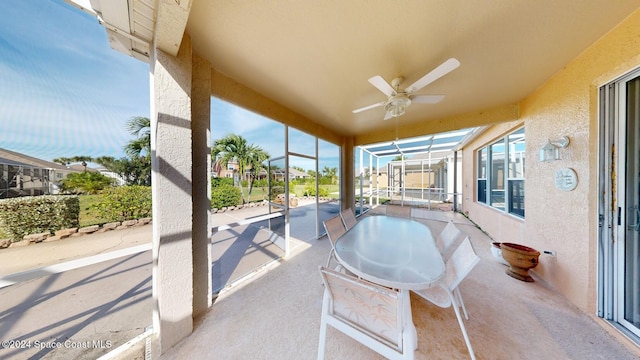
[352,58,460,120]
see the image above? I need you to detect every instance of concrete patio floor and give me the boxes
[163,204,640,360]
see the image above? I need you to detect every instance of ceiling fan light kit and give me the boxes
[352,58,460,120]
[384,93,412,118]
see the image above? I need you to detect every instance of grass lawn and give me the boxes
[241,184,339,202]
[242,186,269,203]
[79,194,105,227]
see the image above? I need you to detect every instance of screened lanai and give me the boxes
[61,0,640,355]
[355,127,482,212]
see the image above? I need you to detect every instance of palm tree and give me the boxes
[246,146,270,197]
[322,166,338,185]
[124,116,151,158]
[123,116,151,185]
[52,157,73,166]
[52,156,93,167]
[212,134,269,203]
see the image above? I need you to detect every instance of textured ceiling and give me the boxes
[183,1,639,140]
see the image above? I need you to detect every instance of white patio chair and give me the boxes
[317,266,415,360]
[340,207,358,230]
[436,220,462,256]
[413,237,480,360]
[323,215,347,269]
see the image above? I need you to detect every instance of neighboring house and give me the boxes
[0,147,82,198]
[359,130,470,204]
[270,167,310,182]
[381,152,461,203]
[211,158,237,179]
[97,167,126,186]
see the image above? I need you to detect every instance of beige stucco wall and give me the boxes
[462,9,640,314]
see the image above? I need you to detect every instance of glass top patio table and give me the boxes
[334,215,445,290]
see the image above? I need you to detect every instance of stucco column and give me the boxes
[191,53,212,317]
[341,137,355,210]
[150,35,195,353]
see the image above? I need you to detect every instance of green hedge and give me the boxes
[211,184,242,208]
[211,177,234,188]
[0,195,80,241]
[92,186,152,222]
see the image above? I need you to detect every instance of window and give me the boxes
[476,127,525,218]
[477,148,487,203]
[507,128,525,217]
[490,140,505,209]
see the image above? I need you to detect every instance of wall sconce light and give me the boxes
[539,136,570,162]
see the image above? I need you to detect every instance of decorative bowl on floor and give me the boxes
[500,242,540,282]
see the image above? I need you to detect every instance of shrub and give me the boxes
[0,195,79,241]
[92,186,152,222]
[252,179,268,188]
[211,177,234,188]
[60,171,115,194]
[211,184,242,208]
[269,186,285,201]
[303,184,329,197]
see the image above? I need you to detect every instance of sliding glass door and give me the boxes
[599,70,640,339]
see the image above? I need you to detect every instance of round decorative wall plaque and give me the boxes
[555,167,578,191]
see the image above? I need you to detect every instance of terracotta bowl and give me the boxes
[500,242,540,282]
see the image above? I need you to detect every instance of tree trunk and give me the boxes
[248,175,255,202]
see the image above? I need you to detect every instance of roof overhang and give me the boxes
[65,0,191,62]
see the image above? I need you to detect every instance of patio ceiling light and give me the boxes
[384,93,412,118]
[539,136,570,162]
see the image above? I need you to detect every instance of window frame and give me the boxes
[476,127,525,218]
[477,147,487,204]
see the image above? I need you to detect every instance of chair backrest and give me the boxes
[319,266,404,352]
[443,237,480,291]
[341,207,358,230]
[323,215,347,247]
[436,220,462,254]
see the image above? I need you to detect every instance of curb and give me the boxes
[0,218,152,250]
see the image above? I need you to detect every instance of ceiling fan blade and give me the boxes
[405,58,460,94]
[368,75,396,97]
[352,101,386,114]
[384,111,393,120]
[411,94,446,104]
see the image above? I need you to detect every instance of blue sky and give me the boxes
[0,0,149,161]
[0,0,338,171]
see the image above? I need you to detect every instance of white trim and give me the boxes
[0,244,151,289]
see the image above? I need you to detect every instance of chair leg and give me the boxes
[326,249,334,268]
[455,288,469,320]
[317,292,330,360]
[451,294,476,360]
